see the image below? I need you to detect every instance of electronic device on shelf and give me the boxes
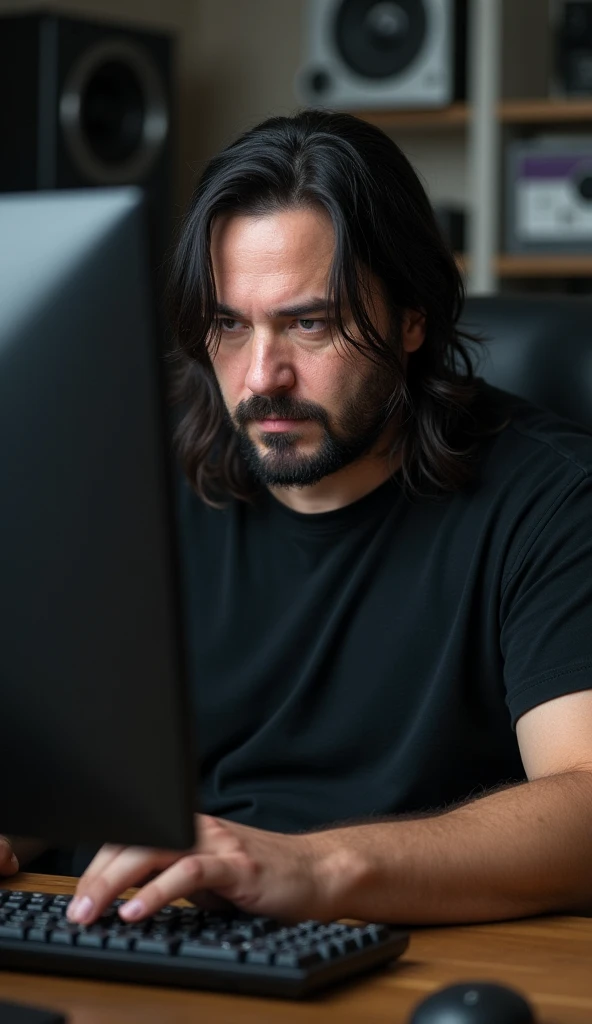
[551,0,592,95]
[294,0,467,110]
[506,135,592,253]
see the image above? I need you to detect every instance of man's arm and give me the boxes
[66,689,592,927]
[312,688,592,923]
[313,765,592,924]
[309,689,592,924]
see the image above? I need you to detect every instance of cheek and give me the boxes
[211,350,244,406]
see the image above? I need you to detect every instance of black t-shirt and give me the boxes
[177,382,592,833]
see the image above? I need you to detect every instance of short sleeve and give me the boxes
[500,472,592,726]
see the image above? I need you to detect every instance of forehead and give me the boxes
[209,207,335,310]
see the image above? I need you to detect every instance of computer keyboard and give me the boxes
[0,890,409,998]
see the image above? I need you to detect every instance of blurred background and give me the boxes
[2,0,592,298]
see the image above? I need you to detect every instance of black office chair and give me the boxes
[461,294,592,432]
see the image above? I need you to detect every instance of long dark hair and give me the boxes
[167,109,495,506]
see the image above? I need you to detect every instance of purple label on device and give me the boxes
[520,156,592,178]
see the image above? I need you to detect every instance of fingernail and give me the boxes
[120,898,145,921]
[9,853,19,871]
[71,895,94,923]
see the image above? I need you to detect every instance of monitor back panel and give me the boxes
[0,189,195,851]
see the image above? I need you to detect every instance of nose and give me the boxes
[243,330,296,395]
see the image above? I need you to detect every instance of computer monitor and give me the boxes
[0,188,195,852]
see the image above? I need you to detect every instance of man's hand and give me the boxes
[67,815,345,927]
[0,835,19,876]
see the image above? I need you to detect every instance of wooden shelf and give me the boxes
[456,253,592,278]
[355,98,592,131]
[496,254,592,277]
[354,104,469,130]
[500,98,592,124]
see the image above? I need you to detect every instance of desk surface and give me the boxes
[1,873,591,1023]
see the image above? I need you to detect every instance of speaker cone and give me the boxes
[335,0,427,79]
[59,38,169,184]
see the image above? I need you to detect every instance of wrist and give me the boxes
[303,828,377,922]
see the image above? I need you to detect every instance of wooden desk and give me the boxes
[1,874,591,1023]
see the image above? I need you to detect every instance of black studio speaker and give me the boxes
[554,0,592,94]
[295,0,467,110]
[0,10,174,264]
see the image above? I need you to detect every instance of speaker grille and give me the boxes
[59,37,169,184]
[335,0,427,79]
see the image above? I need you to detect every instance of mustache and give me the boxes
[234,395,329,428]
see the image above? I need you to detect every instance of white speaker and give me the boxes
[295,0,467,110]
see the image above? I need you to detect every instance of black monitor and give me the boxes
[0,188,195,852]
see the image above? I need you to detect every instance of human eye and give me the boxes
[218,317,245,333]
[295,318,328,335]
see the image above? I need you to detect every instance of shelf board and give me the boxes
[353,104,469,130]
[496,254,592,277]
[457,254,592,278]
[500,98,592,123]
[355,98,592,131]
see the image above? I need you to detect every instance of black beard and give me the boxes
[231,368,401,489]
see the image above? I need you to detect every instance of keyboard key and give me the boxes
[274,949,324,968]
[314,940,342,960]
[50,928,77,945]
[245,947,274,965]
[0,923,28,940]
[349,927,373,948]
[151,908,179,923]
[178,940,243,961]
[77,930,106,949]
[106,935,135,951]
[135,937,180,955]
[199,927,225,941]
[327,935,360,955]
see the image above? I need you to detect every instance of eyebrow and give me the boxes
[215,297,333,320]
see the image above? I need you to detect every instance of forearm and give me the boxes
[314,770,592,924]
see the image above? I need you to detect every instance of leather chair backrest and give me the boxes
[460,295,592,432]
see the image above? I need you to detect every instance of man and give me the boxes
[4,110,592,927]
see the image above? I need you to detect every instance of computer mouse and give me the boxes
[409,981,536,1024]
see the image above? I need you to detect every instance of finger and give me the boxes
[119,854,242,922]
[80,844,126,884]
[67,844,124,919]
[68,847,178,925]
[0,836,18,876]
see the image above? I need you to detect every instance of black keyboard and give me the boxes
[0,890,409,998]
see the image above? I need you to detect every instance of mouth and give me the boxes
[254,418,308,432]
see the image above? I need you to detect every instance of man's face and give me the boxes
[209,206,405,489]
